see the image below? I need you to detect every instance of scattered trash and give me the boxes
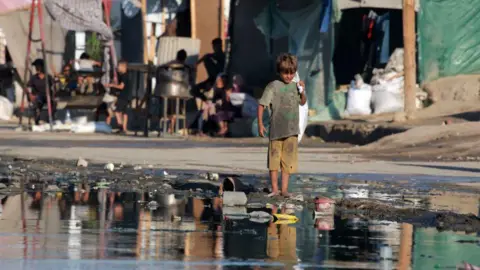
[223,206,248,220]
[133,165,142,171]
[95,181,110,189]
[343,187,369,199]
[315,216,335,231]
[314,197,335,216]
[171,215,182,222]
[147,201,159,210]
[207,172,219,181]
[104,163,115,172]
[292,194,304,202]
[45,185,61,193]
[249,211,273,223]
[273,213,299,223]
[76,158,88,168]
[223,191,248,206]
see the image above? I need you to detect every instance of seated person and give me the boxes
[74,53,101,95]
[215,79,236,136]
[55,64,77,94]
[27,58,56,125]
[197,74,226,136]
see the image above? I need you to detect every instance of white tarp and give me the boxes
[0,96,13,120]
[0,5,66,83]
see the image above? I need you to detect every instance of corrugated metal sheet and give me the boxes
[156,36,201,66]
[337,0,420,11]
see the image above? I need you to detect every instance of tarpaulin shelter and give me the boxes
[230,0,343,121]
[229,0,419,121]
[419,0,480,82]
[0,0,66,84]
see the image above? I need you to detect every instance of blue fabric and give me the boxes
[377,13,391,64]
[320,0,332,33]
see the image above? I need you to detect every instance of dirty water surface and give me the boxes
[0,157,479,269]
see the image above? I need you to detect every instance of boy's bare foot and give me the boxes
[267,191,280,197]
[281,192,292,198]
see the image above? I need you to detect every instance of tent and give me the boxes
[230,0,414,121]
[0,0,66,83]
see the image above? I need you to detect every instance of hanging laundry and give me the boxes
[376,13,391,64]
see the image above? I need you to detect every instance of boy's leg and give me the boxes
[115,112,123,126]
[122,113,128,132]
[281,171,290,196]
[269,170,279,195]
[268,139,282,195]
[280,136,298,197]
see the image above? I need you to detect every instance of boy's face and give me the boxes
[280,71,295,84]
[118,63,127,73]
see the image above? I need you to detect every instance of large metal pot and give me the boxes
[154,65,191,98]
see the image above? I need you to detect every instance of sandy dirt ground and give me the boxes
[0,128,480,179]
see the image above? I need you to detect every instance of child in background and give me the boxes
[257,53,307,197]
[105,60,130,134]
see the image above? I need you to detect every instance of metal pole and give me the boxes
[37,0,54,131]
[19,0,37,128]
[403,0,417,118]
[175,97,179,134]
[223,0,237,87]
[143,65,152,137]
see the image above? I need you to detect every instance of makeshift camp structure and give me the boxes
[228,0,420,122]
[0,0,116,128]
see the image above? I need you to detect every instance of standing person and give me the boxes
[257,53,307,197]
[105,60,130,134]
[27,58,56,125]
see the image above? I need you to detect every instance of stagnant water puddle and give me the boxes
[0,188,478,270]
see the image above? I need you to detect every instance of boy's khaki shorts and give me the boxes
[268,136,298,173]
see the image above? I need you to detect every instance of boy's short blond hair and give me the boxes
[276,53,297,74]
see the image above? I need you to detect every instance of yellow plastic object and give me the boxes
[274,219,298,225]
[273,213,299,222]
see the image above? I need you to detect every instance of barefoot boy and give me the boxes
[257,53,307,197]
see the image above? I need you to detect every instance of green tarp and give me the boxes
[419,0,480,82]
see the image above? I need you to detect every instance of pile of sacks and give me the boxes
[345,49,416,116]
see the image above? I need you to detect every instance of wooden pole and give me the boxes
[149,22,157,62]
[190,0,197,39]
[398,223,413,270]
[219,0,224,39]
[403,0,416,117]
[141,0,148,64]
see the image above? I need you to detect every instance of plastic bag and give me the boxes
[371,90,404,114]
[0,96,13,121]
[345,84,372,116]
[293,72,309,143]
[71,122,112,134]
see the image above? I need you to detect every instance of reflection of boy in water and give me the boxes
[267,205,297,261]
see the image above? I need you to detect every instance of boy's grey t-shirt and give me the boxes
[258,80,300,140]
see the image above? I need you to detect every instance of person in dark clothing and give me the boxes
[193,38,226,106]
[105,60,129,134]
[197,38,225,81]
[27,58,56,125]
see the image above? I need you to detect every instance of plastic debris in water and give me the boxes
[133,165,142,171]
[249,211,273,224]
[171,215,182,222]
[104,163,114,172]
[207,172,219,181]
[147,201,159,210]
[76,158,88,168]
